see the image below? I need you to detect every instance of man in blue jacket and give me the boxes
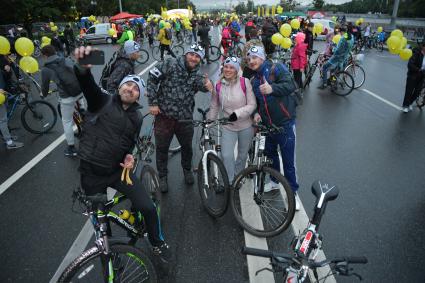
[247,46,300,210]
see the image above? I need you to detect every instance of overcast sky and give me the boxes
[193,0,350,9]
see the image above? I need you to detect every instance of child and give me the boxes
[291,32,308,89]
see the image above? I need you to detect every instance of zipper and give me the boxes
[278,102,291,118]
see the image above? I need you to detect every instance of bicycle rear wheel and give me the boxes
[344,64,365,89]
[230,166,295,237]
[303,65,316,89]
[151,46,161,61]
[21,100,57,134]
[330,71,355,97]
[207,46,222,62]
[197,153,230,218]
[172,45,185,57]
[58,244,157,282]
[140,165,162,222]
[136,49,150,65]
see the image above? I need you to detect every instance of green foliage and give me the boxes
[312,0,325,9]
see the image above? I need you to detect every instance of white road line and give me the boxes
[361,88,403,111]
[138,60,158,76]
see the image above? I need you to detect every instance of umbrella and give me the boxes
[111,12,143,21]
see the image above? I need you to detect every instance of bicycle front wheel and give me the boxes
[151,46,161,61]
[344,64,365,89]
[197,153,230,218]
[172,45,185,57]
[136,49,150,65]
[208,46,222,62]
[58,244,158,283]
[330,71,355,97]
[21,100,57,134]
[230,166,295,237]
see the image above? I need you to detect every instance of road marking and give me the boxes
[361,88,403,111]
[138,60,158,76]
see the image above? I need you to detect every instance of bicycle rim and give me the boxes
[230,166,295,237]
[197,153,230,218]
[416,89,425,109]
[331,71,354,96]
[172,46,185,57]
[344,64,365,89]
[58,244,157,282]
[21,100,57,134]
[151,46,161,61]
[136,49,150,65]
[140,166,162,221]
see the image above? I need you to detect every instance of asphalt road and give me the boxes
[1,27,424,283]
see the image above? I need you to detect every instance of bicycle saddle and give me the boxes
[311,180,339,205]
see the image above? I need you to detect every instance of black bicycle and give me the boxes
[416,80,425,109]
[243,180,368,282]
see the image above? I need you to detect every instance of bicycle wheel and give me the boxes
[416,87,425,109]
[377,42,384,52]
[21,100,57,134]
[185,34,192,44]
[136,49,150,65]
[151,46,161,61]
[303,65,316,89]
[58,244,158,282]
[197,153,230,218]
[344,64,365,89]
[140,165,162,221]
[172,45,185,57]
[230,166,295,237]
[207,46,222,62]
[330,71,355,97]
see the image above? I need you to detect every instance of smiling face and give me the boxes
[119,81,140,106]
[185,52,201,69]
[223,64,238,80]
[247,56,263,71]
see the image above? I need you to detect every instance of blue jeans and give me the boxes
[265,120,299,192]
[322,61,335,86]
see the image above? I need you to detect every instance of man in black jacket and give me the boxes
[402,42,425,113]
[197,20,211,63]
[74,46,171,263]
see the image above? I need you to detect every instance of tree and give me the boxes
[247,0,255,13]
[312,0,325,9]
[234,2,247,15]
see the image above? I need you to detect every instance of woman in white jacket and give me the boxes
[208,57,257,182]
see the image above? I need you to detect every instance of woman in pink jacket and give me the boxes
[207,57,257,182]
[291,32,308,89]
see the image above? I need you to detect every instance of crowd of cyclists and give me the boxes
[1,12,424,279]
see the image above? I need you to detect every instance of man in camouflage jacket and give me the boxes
[147,44,214,193]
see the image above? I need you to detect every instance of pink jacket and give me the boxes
[291,43,308,70]
[207,77,257,132]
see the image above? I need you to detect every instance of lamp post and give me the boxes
[389,0,400,30]
[118,0,123,13]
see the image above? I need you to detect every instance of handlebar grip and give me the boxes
[333,257,368,264]
[242,247,273,258]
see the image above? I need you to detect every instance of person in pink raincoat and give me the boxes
[291,32,308,88]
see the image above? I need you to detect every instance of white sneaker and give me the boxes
[409,105,413,111]
[295,193,300,211]
[402,107,409,113]
[263,181,280,193]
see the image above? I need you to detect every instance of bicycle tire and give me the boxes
[197,153,230,218]
[140,165,162,222]
[136,49,150,65]
[416,87,425,109]
[344,64,365,89]
[172,45,185,57]
[58,244,158,283]
[303,65,316,89]
[151,46,161,61]
[21,100,57,134]
[330,71,355,97]
[208,46,222,62]
[230,166,295,237]
[184,34,192,44]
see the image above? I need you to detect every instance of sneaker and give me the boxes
[263,181,281,193]
[402,107,410,113]
[159,177,168,193]
[295,193,300,211]
[152,242,172,264]
[64,145,78,157]
[6,141,24,149]
[183,169,195,185]
[409,105,413,111]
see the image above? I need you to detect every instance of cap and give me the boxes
[246,46,266,61]
[119,75,146,98]
[124,40,140,56]
[185,43,205,59]
[223,56,240,72]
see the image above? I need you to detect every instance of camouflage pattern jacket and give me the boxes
[147,56,208,120]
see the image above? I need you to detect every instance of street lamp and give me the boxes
[118,0,123,13]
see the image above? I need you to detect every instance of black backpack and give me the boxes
[269,63,303,106]
[45,57,81,97]
[99,50,119,89]
[165,28,172,40]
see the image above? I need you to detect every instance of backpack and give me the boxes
[45,58,81,97]
[222,27,231,39]
[269,63,303,106]
[215,77,247,101]
[165,28,172,40]
[99,50,119,89]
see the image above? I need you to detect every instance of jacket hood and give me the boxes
[177,55,201,73]
[44,54,61,66]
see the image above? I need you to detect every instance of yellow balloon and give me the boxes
[0,36,11,55]
[359,18,364,23]
[276,6,283,14]
[391,29,403,39]
[280,24,292,37]
[19,56,39,74]
[51,26,58,32]
[291,19,300,30]
[15,37,35,56]
[400,37,407,49]
[387,35,401,51]
[42,36,50,43]
[165,22,171,29]
[377,26,383,33]
[271,33,284,45]
[314,23,323,35]
[332,34,341,44]
[0,92,5,105]
[281,37,292,49]
[108,28,116,36]
[49,22,55,27]
[399,48,412,61]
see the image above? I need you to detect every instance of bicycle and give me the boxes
[231,123,296,237]
[151,42,184,61]
[200,38,222,63]
[343,52,366,89]
[416,80,425,109]
[5,78,57,134]
[303,50,355,97]
[243,180,368,282]
[58,113,162,282]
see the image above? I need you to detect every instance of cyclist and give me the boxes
[117,25,135,44]
[146,44,214,193]
[106,40,141,93]
[402,41,425,113]
[197,20,211,64]
[261,18,278,56]
[40,45,85,157]
[157,21,176,61]
[246,46,300,210]
[73,46,171,264]
[318,27,352,90]
[64,24,75,56]
[174,19,182,43]
[207,57,256,182]
[221,25,232,57]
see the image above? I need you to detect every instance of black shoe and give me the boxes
[64,145,78,157]
[183,169,194,185]
[159,177,168,193]
[152,242,172,264]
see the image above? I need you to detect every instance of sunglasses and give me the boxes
[190,44,204,51]
[224,56,238,64]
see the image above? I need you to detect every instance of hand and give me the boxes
[4,65,10,72]
[120,154,135,169]
[149,106,161,115]
[74,46,93,68]
[204,73,213,92]
[228,112,237,122]
[39,92,45,98]
[259,76,273,95]
[253,113,262,123]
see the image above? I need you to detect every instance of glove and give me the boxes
[228,112,237,122]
